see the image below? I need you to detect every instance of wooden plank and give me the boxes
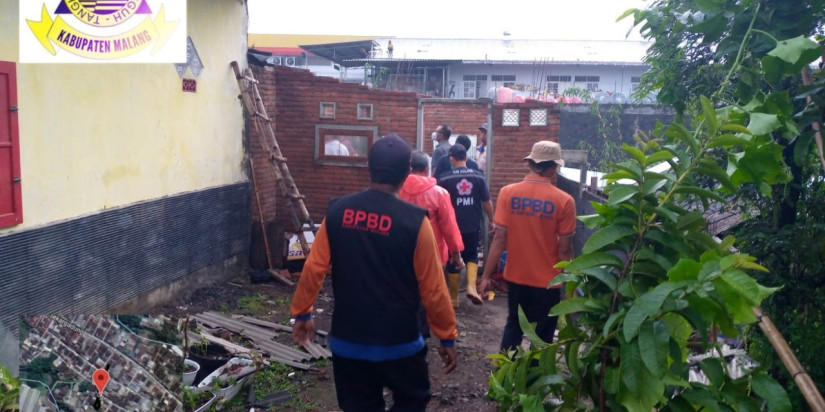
[268,269,295,286]
[192,331,254,357]
[562,150,588,164]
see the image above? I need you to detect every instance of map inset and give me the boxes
[19,315,184,412]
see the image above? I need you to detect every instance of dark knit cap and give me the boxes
[369,134,412,185]
[448,143,467,160]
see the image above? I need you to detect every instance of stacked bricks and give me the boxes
[248,65,418,230]
[488,102,561,206]
[246,64,561,232]
[421,101,489,154]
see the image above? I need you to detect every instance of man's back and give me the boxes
[438,168,490,234]
[399,174,463,264]
[496,176,576,288]
[325,189,428,345]
[435,155,480,179]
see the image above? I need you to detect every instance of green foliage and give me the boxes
[151,319,182,346]
[181,386,213,412]
[618,0,825,408]
[20,354,58,386]
[0,365,19,412]
[487,0,825,408]
[253,363,317,410]
[484,2,825,405]
[117,315,143,331]
[237,294,268,313]
[487,99,790,410]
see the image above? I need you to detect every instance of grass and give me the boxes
[253,363,317,411]
[237,294,268,313]
[273,295,291,307]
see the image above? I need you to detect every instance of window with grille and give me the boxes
[547,75,572,95]
[529,109,548,126]
[502,109,520,126]
[491,74,516,88]
[462,75,487,99]
[575,75,600,91]
[463,81,477,99]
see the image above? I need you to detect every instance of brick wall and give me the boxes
[246,65,561,242]
[488,102,561,205]
[248,65,419,230]
[421,101,489,154]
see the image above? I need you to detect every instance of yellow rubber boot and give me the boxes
[447,273,460,308]
[465,262,484,305]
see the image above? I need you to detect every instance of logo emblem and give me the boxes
[22,0,185,62]
[457,179,473,196]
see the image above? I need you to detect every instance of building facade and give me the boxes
[293,36,651,102]
[0,0,251,329]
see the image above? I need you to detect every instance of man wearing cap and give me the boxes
[476,123,488,175]
[291,134,458,411]
[434,134,480,179]
[438,144,494,307]
[479,140,576,351]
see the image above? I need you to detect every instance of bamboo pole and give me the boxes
[801,66,825,170]
[753,307,825,412]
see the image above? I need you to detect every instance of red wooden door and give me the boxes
[0,61,22,228]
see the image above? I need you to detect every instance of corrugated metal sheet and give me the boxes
[0,183,251,333]
[369,38,651,65]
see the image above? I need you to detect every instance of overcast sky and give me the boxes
[248,0,652,41]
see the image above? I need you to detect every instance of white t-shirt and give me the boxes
[325,139,350,156]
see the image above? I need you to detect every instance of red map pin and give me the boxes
[93,369,110,394]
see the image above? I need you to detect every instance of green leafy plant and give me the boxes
[485,3,825,407]
[0,365,19,412]
[253,363,317,410]
[621,0,825,408]
[181,386,213,412]
[488,110,789,410]
[211,376,237,391]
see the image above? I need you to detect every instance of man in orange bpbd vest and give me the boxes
[479,140,576,351]
[291,134,458,412]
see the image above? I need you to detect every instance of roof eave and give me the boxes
[461,60,650,66]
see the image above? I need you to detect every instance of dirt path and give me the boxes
[151,269,507,411]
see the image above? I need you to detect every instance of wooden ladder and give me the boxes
[231,61,315,285]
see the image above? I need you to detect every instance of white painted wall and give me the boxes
[449,63,648,99]
[305,60,648,99]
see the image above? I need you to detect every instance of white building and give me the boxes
[295,36,652,103]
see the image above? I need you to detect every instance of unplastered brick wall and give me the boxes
[248,64,419,230]
[488,102,561,205]
[246,64,561,232]
[421,101,489,155]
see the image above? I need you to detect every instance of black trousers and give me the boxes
[445,231,480,272]
[332,348,431,412]
[500,282,561,352]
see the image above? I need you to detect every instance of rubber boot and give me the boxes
[465,262,484,305]
[447,273,460,308]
